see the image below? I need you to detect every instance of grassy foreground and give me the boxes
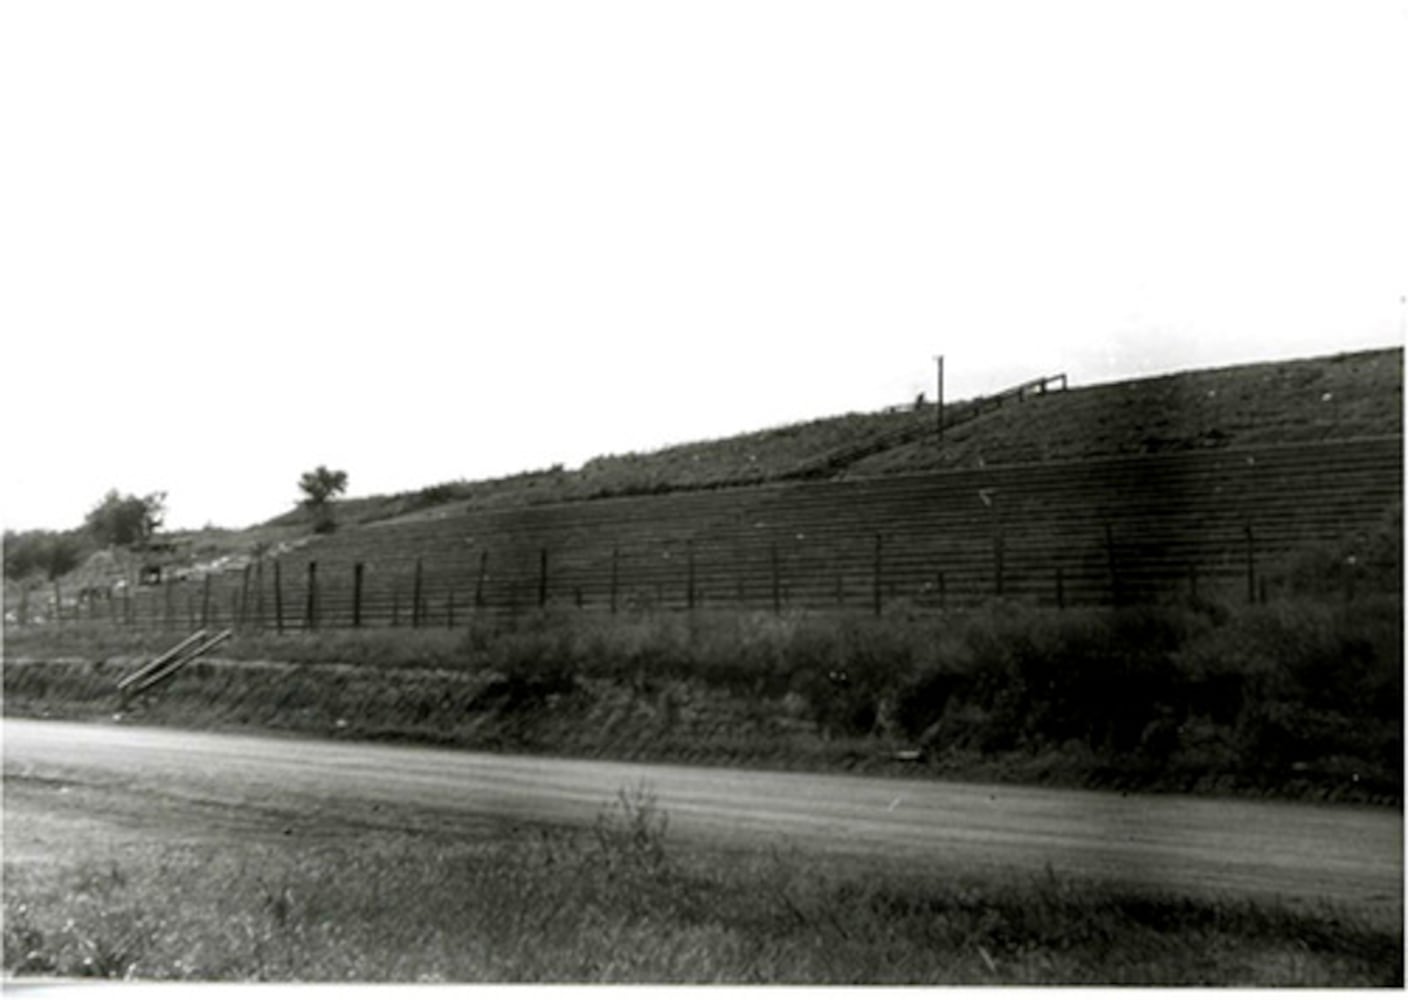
[3,779,1399,985]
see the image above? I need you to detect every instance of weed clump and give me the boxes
[5,593,1401,801]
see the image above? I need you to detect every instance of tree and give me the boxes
[84,490,166,548]
[3,529,85,581]
[298,466,348,533]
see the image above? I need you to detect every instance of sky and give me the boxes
[3,0,1405,533]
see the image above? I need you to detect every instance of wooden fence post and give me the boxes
[938,571,946,611]
[686,541,696,611]
[873,534,883,617]
[1244,523,1256,604]
[255,559,266,629]
[412,558,424,628]
[1104,524,1119,606]
[475,550,488,610]
[538,548,549,609]
[610,547,620,615]
[52,582,62,623]
[273,561,284,633]
[770,542,782,614]
[305,561,318,630]
[239,565,252,626]
[353,562,364,628]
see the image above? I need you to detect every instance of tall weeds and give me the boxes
[6,595,1401,800]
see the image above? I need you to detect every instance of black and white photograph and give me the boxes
[2,0,1404,987]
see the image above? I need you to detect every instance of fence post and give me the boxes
[273,561,284,633]
[239,565,251,626]
[938,571,946,611]
[538,549,549,609]
[770,542,782,614]
[991,495,1002,600]
[1104,524,1119,606]
[686,541,696,611]
[1244,523,1256,605]
[873,534,883,617]
[51,582,62,623]
[255,559,266,629]
[306,561,318,630]
[610,547,620,615]
[412,558,424,628]
[201,575,212,628]
[475,550,488,610]
[353,563,364,628]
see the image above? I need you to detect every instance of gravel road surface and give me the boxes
[4,718,1400,924]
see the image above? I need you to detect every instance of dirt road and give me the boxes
[4,718,1401,922]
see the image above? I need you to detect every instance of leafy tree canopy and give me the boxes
[3,529,86,581]
[84,489,166,548]
[298,466,349,533]
[298,466,349,508]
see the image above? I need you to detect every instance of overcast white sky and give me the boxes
[3,1,1405,532]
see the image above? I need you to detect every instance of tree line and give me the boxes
[4,467,349,583]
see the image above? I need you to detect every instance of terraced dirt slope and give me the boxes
[15,347,1400,626]
[848,347,1402,475]
[72,434,1400,629]
[261,348,1402,530]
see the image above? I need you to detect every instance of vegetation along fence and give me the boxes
[14,436,1401,631]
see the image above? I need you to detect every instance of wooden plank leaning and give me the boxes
[120,629,233,702]
[117,630,210,694]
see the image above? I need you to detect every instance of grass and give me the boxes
[5,595,1401,802]
[3,777,1399,984]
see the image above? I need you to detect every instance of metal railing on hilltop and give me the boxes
[783,372,1068,480]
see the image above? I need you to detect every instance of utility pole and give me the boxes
[934,354,945,440]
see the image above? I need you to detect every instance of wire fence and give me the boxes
[9,436,1400,632]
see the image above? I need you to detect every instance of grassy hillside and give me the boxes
[6,347,1399,610]
[850,348,1400,476]
[303,346,1402,530]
